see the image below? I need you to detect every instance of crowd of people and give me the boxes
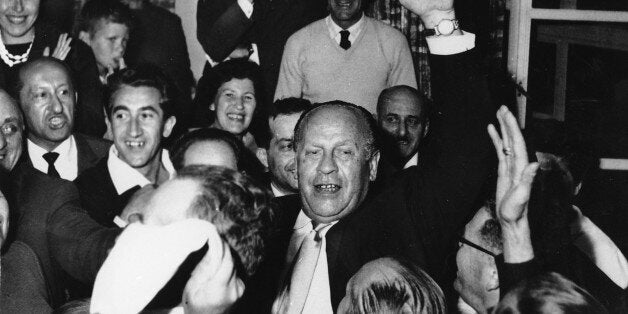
[0,0,625,313]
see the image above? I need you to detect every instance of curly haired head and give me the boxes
[176,165,274,278]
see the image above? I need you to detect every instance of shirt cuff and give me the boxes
[237,0,253,18]
[426,31,475,55]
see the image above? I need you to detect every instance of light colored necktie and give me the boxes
[273,223,328,314]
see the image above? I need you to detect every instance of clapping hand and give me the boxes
[43,33,72,61]
[487,106,538,262]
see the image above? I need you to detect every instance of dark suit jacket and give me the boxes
[196,0,327,101]
[125,2,194,128]
[74,155,140,228]
[242,48,495,312]
[6,162,121,309]
[0,21,106,137]
[24,133,110,178]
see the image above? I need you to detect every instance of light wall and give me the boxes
[175,0,206,82]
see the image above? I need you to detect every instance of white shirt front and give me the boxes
[107,146,176,195]
[326,13,365,45]
[284,210,335,314]
[404,152,419,169]
[27,136,78,180]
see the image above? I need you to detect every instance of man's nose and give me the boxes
[128,118,142,137]
[317,151,337,174]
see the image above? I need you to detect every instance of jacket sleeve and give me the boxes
[46,181,121,284]
[196,0,253,62]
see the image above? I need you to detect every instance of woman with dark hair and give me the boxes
[193,59,266,151]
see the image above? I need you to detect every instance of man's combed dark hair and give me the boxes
[75,0,133,36]
[104,65,176,120]
[293,101,380,158]
[258,97,311,148]
[494,272,608,314]
[176,165,274,278]
[170,128,242,171]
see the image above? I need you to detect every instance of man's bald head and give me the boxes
[0,89,25,171]
[376,85,430,161]
[17,57,76,151]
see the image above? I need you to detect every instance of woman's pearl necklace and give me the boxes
[0,34,33,67]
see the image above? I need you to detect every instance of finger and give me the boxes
[43,47,50,57]
[119,57,126,69]
[502,110,529,181]
[496,106,511,151]
[57,33,66,49]
[487,124,505,161]
[520,162,539,186]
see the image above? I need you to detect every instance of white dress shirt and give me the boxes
[326,13,365,45]
[403,152,419,169]
[27,136,78,180]
[283,210,335,314]
[107,146,176,195]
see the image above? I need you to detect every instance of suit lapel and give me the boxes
[74,134,100,173]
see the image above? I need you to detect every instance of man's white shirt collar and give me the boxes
[107,145,175,195]
[403,152,419,169]
[271,182,290,198]
[27,135,78,180]
[326,13,365,45]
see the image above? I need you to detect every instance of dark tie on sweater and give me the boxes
[43,152,60,178]
[340,30,351,50]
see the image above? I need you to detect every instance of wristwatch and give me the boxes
[424,19,459,36]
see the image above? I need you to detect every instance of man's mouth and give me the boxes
[49,116,67,129]
[315,184,341,193]
[125,140,145,148]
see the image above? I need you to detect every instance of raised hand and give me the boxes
[487,106,538,262]
[398,0,455,28]
[183,239,245,314]
[43,33,72,61]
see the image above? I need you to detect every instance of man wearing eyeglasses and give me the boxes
[454,203,501,314]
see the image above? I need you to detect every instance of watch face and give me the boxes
[438,20,455,35]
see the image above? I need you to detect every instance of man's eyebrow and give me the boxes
[111,105,130,112]
[2,117,20,124]
[139,106,160,113]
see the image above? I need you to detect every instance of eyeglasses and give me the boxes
[458,236,498,258]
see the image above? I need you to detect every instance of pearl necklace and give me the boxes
[0,35,33,67]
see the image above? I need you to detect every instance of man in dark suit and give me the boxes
[120,0,194,128]
[75,66,177,228]
[373,85,430,191]
[196,0,328,103]
[0,88,121,311]
[17,58,110,181]
[265,0,496,311]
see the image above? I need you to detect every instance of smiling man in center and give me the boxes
[75,65,176,228]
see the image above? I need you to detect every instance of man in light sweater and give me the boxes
[274,0,417,114]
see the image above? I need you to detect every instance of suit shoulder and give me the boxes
[74,157,109,186]
[75,134,111,156]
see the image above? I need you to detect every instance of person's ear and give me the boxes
[162,116,177,138]
[104,114,114,141]
[423,119,430,138]
[78,31,91,45]
[369,150,380,181]
[487,265,500,292]
[256,148,269,169]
